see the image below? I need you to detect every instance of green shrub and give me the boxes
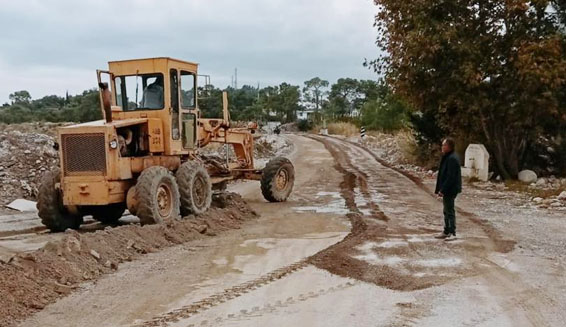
[360,95,408,133]
[297,119,312,132]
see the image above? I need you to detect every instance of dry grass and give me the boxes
[312,122,359,137]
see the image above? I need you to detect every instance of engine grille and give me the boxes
[62,133,107,176]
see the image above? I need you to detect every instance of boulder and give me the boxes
[518,170,537,184]
[558,191,566,201]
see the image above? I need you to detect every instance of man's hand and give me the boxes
[438,192,444,198]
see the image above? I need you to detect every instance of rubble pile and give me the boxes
[254,134,292,158]
[0,130,59,205]
[348,133,435,181]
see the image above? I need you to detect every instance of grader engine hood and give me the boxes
[58,118,164,179]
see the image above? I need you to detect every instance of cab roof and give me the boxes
[108,57,199,66]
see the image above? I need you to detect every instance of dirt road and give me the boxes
[12,135,566,327]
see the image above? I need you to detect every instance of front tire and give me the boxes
[135,166,180,225]
[261,157,295,202]
[37,169,83,232]
[176,161,212,216]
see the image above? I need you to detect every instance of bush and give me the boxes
[297,119,312,132]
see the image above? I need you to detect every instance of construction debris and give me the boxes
[5,199,37,212]
[0,124,61,207]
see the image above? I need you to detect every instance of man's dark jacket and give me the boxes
[435,151,462,196]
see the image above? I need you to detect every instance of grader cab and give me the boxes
[37,57,295,232]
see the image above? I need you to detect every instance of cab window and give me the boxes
[180,71,196,109]
[115,73,164,110]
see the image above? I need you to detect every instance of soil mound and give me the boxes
[0,193,257,327]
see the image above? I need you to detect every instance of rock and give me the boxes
[197,224,208,234]
[518,170,537,184]
[532,197,543,204]
[550,202,562,208]
[558,191,566,201]
[24,150,31,154]
[90,249,101,260]
[65,236,81,252]
[536,178,547,186]
[103,260,117,270]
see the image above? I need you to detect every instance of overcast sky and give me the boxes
[0,0,378,103]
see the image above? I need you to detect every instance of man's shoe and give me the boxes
[434,233,449,239]
[444,234,457,241]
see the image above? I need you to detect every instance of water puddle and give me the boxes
[354,241,463,268]
[293,191,350,215]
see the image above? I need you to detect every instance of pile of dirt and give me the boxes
[0,126,61,206]
[0,193,257,327]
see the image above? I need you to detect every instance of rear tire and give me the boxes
[261,157,295,202]
[90,203,126,224]
[135,166,180,225]
[176,161,212,216]
[37,169,83,232]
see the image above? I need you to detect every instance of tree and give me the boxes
[278,83,302,123]
[327,78,361,117]
[198,85,224,119]
[255,83,302,123]
[303,77,329,112]
[360,86,409,132]
[370,0,566,179]
[9,90,31,105]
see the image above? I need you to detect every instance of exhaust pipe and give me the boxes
[98,82,113,123]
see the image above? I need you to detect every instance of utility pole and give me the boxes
[234,68,238,89]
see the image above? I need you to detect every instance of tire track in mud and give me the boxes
[0,226,46,238]
[138,260,310,327]
[182,280,361,327]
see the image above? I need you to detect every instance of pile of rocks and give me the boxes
[351,133,436,181]
[0,130,59,205]
[530,190,566,210]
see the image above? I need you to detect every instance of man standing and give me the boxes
[434,138,462,240]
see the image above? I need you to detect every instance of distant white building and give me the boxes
[296,109,315,120]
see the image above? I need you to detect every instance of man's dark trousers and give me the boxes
[443,194,456,235]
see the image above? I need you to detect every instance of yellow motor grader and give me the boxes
[37,57,294,232]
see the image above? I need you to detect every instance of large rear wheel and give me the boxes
[37,169,83,232]
[261,157,295,202]
[176,161,212,216]
[135,166,180,225]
